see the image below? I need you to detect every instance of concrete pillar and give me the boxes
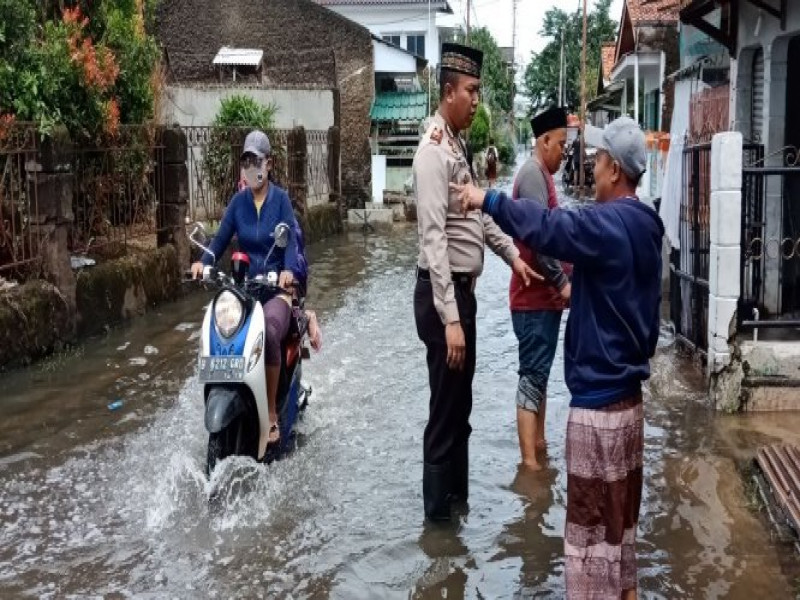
[728,56,738,131]
[623,78,628,116]
[288,126,308,217]
[31,133,77,336]
[658,51,665,132]
[707,131,743,376]
[327,125,342,214]
[634,54,640,126]
[156,127,190,269]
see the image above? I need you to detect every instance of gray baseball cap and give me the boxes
[584,117,646,180]
[241,130,271,159]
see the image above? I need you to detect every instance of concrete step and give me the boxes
[742,377,800,411]
[346,208,394,231]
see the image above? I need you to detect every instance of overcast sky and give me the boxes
[441,0,624,68]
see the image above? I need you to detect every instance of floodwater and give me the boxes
[1,176,800,598]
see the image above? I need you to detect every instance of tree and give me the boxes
[523,0,617,114]
[468,104,491,154]
[0,0,161,137]
[454,27,515,115]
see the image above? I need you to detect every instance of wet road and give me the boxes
[2,180,800,598]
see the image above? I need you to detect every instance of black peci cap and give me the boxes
[440,42,484,79]
[531,106,568,137]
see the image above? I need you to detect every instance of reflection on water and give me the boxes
[1,211,800,597]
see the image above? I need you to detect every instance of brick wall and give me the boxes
[158,0,373,208]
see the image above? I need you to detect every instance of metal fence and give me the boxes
[740,144,800,331]
[306,129,330,209]
[68,126,165,258]
[0,123,41,278]
[0,123,337,280]
[670,142,712,354]
[183,126,333,222]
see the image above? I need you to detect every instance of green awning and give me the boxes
[370,92,428,122]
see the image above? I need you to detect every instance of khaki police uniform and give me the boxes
[413,110,519,517]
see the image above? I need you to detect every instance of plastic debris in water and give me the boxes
[108,400,123,411]
[70,256,96,269]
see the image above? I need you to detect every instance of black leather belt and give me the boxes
[417,267,476,289]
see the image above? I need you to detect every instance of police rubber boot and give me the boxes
[451,442,468,504]
[423,462,452,522]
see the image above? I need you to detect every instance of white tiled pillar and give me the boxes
[708,132,743,375]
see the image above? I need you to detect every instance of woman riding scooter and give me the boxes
[191,130,301,445]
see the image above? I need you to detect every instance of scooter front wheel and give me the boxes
[206,415,256,475]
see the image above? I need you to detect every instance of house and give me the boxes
[369,36,429,197]
[156,0,375,209]
[313,1,451,200]
[660,0,800,413]
[313,0,454,67]
[589,42,619,126]
[588,0,680,132]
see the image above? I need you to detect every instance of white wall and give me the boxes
[323,5,443,65]
[161,86,335,130]
[371,155,387,203]
[373,40,418,74]
[733,3,800,313]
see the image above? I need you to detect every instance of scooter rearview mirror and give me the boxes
[273,222,290,249]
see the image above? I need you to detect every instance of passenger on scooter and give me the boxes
[191,130,301,445]
[240,167,323,353]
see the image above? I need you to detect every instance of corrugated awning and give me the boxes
[212,47,264,67]
[370,92,428,122]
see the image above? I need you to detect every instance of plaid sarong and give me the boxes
[564,394,644,599]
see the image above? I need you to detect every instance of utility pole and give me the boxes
[511,0,518,135]
[466,0,471,44]
[428,0,432,115]
[512,0,518,60]
[578,0,587,197]
[558,33,564,107]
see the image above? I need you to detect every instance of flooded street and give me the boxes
[2,179,800,598]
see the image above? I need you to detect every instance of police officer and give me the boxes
[413,42,540,522]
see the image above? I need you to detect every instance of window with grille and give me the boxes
[382,35,401,47]
[406,34,426,58]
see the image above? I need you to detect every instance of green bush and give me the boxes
[468,104,491,155]
[0,0,161,138]
[202,95,280,220]
[212,95,278,131]
[495,130,515,165]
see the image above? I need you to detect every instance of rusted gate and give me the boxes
[0,122,41,278]
[756,444,800,539]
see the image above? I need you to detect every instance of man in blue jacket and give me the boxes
[452,117,664,600]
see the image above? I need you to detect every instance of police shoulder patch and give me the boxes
[429,126,443,144]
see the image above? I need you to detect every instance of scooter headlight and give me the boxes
[214,291,243,338]
[247,332,263,373]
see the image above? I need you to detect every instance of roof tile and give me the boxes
[370,91,428,122]
[626,0,680,24]
[601,42,616,80]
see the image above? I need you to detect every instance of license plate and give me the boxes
[198,356,246,382]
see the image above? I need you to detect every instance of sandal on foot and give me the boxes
[268,421,280,444]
